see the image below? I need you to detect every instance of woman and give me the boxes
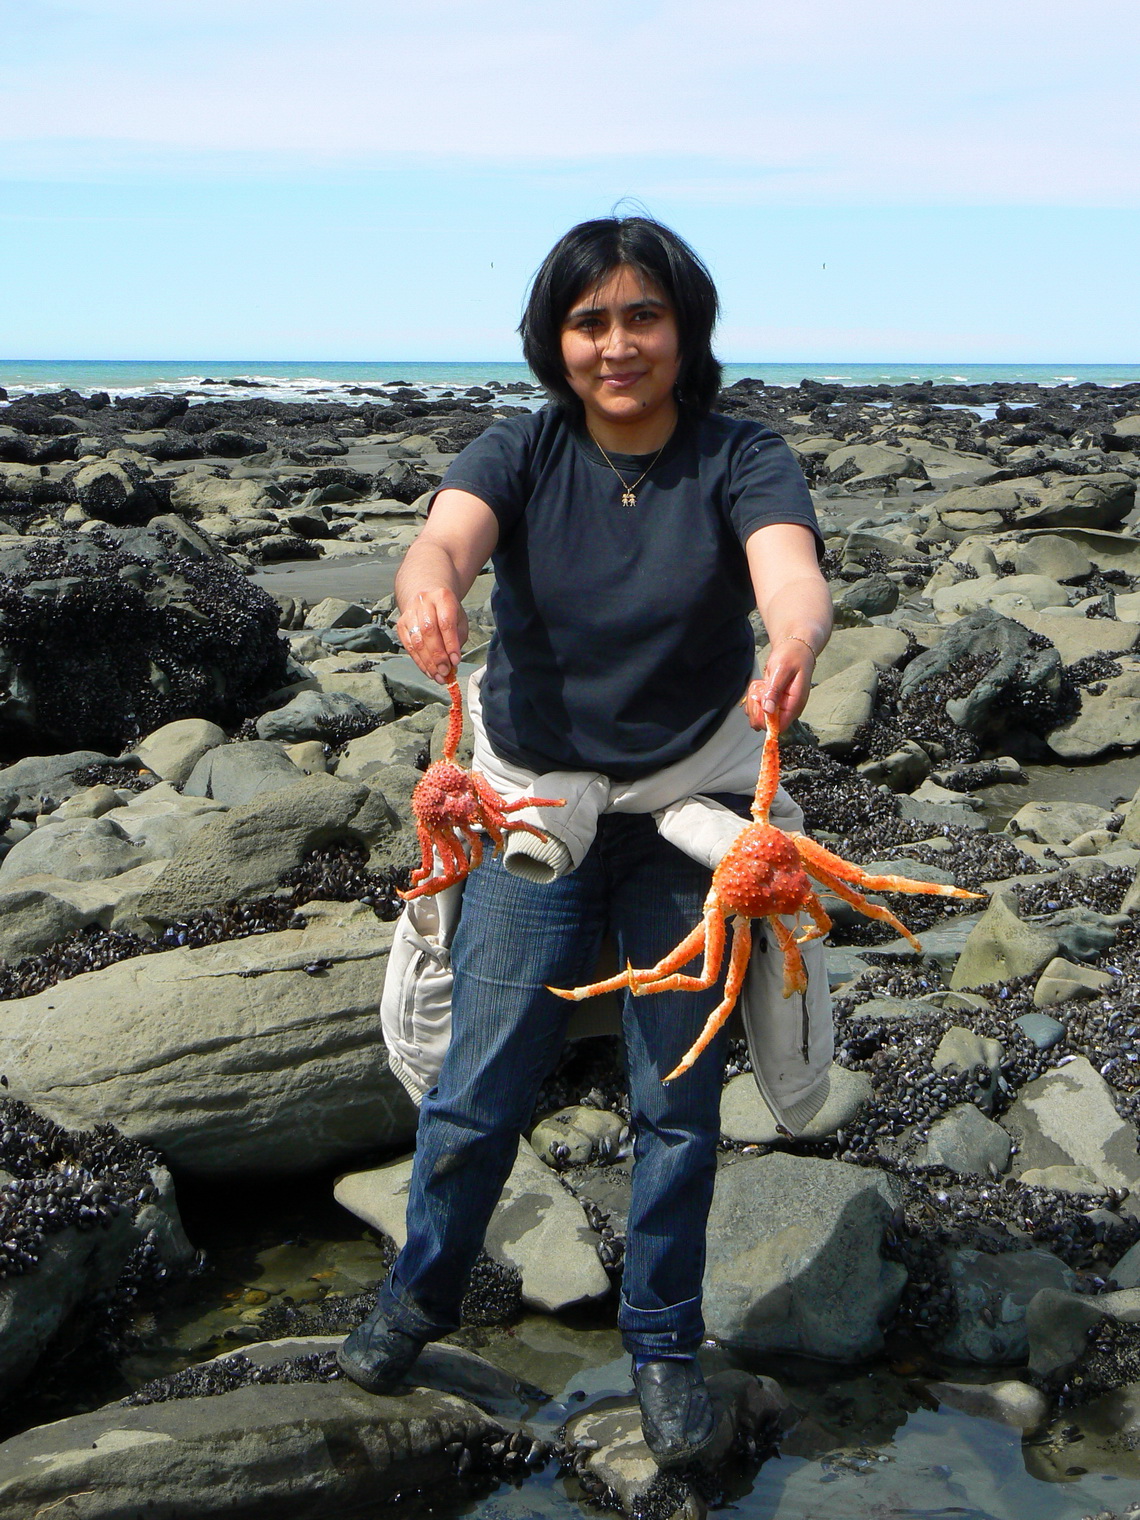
[338,216,832,1467]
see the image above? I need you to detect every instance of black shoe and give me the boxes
[632,1357,718,1469]
[336,1304,425,1394]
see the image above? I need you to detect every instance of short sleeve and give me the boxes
[432,415,537,533]
[727,427,823,559]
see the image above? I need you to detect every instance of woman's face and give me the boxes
[560,264,681,438]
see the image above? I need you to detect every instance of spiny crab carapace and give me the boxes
[549,712,984,1082]
[399,677,565,902]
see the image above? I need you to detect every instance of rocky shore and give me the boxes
[1,376,1140,1517]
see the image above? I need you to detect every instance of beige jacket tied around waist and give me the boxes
[380,666,834,1135]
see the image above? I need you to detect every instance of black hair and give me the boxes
[519,216,722,416]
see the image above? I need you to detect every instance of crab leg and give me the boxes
[440,679,465,764]
[750,713,783,824]
[791,835,982,901]
[408,830,438,888]
[547,910,718,1003]
[663,916,752,1083]
[470,771,565,825]
[629,898,727,995]
[400,830,473,901]
[769,915,808,996]
[800,856,924,950]
[795,891,833,946]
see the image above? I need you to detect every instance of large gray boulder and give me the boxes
[133,717,227,787]
[937,473,1135,532]
[0,749,116,815]
[338,708,440,778]
[800,659,878,755]
[702,1152,906,1360]
[0,902,417,1175]
[0,814,145,885]
[719,1065,871,1145]
[1048,691,1140,760]
[335,1138,610,1314]
[255,690,385,744]
[950,890,1121,990]
[168,474,280,517]
[918,1103,1011,1176]
[1006,799,1115,848]
[1008,534,1094,582]
[1026,1284,1140,1382]
[824,443,928,490]
[133,772,407,927]
[810,624,910,685]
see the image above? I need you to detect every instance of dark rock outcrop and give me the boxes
[0,521,287,752]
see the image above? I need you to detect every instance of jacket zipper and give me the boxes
[402,947,431,1047]
[800,956,811,1063]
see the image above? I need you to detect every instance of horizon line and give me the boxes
[4,358,1140,368]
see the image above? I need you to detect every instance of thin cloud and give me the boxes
[1,0,1138,204]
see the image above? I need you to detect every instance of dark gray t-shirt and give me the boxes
[438,406,820,779]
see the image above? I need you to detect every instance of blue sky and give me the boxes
[2,0,1138,360]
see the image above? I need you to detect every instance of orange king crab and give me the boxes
[399,678,565,902]
[550,712,983,1082]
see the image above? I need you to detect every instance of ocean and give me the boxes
[2,360,1139,410]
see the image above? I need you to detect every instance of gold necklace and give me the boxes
[589,433,669,507]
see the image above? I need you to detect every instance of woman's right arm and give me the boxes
[394,488,501,684]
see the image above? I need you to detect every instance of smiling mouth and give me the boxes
[600,372,645,387]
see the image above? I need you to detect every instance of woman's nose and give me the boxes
[601,321,637,357]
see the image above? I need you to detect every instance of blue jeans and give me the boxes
[375,810,735,1358]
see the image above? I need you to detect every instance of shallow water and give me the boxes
[979,754,1140,830]
[253,552,401,608]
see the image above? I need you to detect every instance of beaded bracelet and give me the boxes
[780,635,818,659]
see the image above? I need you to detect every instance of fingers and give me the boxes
[748,640,817,731]
[396,590,469,683]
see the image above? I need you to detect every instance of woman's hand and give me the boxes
[393,488,500,684]
[397,590,468,683]
[744,637,816,733]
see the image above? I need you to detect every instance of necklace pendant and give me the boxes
[621,488,637,508]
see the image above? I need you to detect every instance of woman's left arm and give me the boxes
[743,522,833,732]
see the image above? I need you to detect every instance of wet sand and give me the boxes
[252,552,400,606]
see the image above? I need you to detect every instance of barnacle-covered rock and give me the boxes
[0,1099,190,1398]
[0,521,287,751]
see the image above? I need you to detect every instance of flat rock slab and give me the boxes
[195,1336,546,1422]
[335,1137,610,1314]
[0,1377,505,1520]
[0,902,416,1175]
[811,625,910,685]
[1048,692,1140,759]
[1011,609,1140,663]
[132,771,408,925]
